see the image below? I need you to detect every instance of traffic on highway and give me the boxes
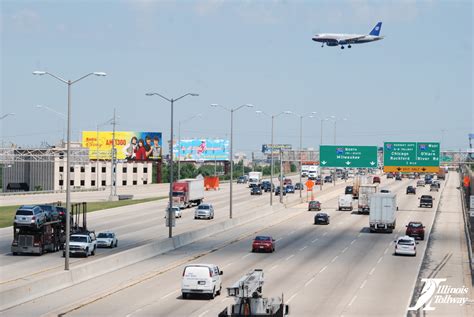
[1,1,472,317]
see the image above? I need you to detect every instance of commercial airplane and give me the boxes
[312,22,383,49]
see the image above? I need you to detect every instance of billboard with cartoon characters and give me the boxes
[174,139,229,161]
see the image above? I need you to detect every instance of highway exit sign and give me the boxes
[319,145,378,168]
[383,142,440,173]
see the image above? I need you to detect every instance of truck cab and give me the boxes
[66,231,97,257]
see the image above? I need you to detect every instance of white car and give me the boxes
[97,231,118,248]
[194,204,214,220]
[181,264,223,299]
[165,206,182,218]
[394,236,417,256]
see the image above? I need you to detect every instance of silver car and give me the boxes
[194,204,214,220]
[97,232,118,248]
[14,206,47,227]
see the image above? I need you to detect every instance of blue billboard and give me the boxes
[174,139,230,161]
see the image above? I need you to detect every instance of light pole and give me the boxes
[33,70,106,271]
[329,115,348,145]
[178,113,202,180]
[256,110,292,205]
[0,113,15,120]
[96,116,115,189]
[211,103,254,218]
[146,92,199,238]
[291,112,317,200]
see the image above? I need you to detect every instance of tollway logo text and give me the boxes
[408,278,470,311]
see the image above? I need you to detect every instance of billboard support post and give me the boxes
[146,92,199,238]
[177,113,202,180]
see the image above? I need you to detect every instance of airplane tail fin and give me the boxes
[369,22,382,36]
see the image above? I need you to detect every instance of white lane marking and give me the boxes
[287,293,298,304]
[304,277,315,287]
[348,295,357,307]
[311,238,319,243]
[126,308,142,317]
[322,232,328,236]
[377,256,383,264]
[276,238,283,242]
[341,247,348,253]
[350,239,357,245]
[288,231,295,236]
[242,253,252,259]
[285,254,295,261]
[269,264,279,272]
[223,262,233,268]
[319,266,327,273]
[360,279,368,289]
[161,289,178,300]
[198,310,209,317]
[299,246,308,251]
[384,248,388,255]
[369,267,376,275]
[358,233,362,237]
[220,297,231,303]
[331,256,338,263]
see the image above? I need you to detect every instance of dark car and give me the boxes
[261,181,274,192]
[395,175,402,181]
[314,212,330,225]
[250,186,262,195]
[380,189,390,193]
[430,183,439,192]
[425,178,433,185]
[345,186,354,195]
[373,176,381,184]
[324,176,333,183]
[37,204,60,221]
[419,195,434,208]
[251,236,275,253]
[406,186,416,195]
[295,182,304,190]
[285,185,295,194]
[308,200,321,211]
[405,222,425,240]
[386,173,394,179]
[275,186,286,196]
[237,176,247,184]
[283,178,292,186]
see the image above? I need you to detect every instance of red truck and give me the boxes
[172,178,205,208]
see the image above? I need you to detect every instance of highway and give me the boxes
[4,173,470,317]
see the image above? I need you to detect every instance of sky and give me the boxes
[1,0,472,156]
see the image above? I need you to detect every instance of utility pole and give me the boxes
[109,108,118,200]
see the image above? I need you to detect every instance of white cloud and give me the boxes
[10,8,42,32]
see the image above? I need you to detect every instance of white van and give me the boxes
[181,264,223,299]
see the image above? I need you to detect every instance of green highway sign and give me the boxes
[319,145,378,168]
[383,142,440,168]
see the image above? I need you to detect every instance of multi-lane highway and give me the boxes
[3,172,471,317]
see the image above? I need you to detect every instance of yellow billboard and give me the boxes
[82,131,162,161]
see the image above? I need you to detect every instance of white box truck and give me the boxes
[358,184,379,214]
[172,178,205,208]
[369,193,397,233]
[338,194,353,211]
[248,172,263,188]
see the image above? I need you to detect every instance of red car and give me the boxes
[252,236,275,253]
[373,176,381,184]
[405,222,425,240]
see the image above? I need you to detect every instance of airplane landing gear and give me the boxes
[340,46,345,49]
[348,45,352,48]
[321,44,324,48]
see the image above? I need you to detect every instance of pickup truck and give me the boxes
[65,231,97,257]
[419,195,434,208]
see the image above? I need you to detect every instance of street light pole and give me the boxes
[33,70,106,271]
[146,92,199,238]
[211,104,254,218]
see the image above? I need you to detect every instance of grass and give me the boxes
[0,196,167,228]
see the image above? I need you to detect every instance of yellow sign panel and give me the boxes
[383,166,439,173]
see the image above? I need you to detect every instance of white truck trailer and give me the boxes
[248,171,263,188]
[358,184,379,214]
[369,193,397,233]
[172,178,205,208]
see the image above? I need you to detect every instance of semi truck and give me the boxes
[172,178,205,208]
[437,167,446,180]
[369,193,397,233]
[352,175,372,199]
[11,202,88,255]
[358,184,379,214]
[248,172,263,188]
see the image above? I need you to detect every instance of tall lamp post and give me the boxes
[146,92,199,238]
[0,113,15,120]
[256,110,292,205]
[329,115,348,145]
[178,113,202,180]
[33,70,106,271]
[96,115,115,189]
[291,112,317,200]
[36,105,67,142]
[211,103,254,218]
